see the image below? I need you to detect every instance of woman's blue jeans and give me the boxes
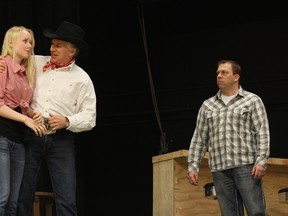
[0,136,25,216]
[212,164,267,216]
[17,129,77,216]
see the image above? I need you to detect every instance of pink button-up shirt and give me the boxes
[0,55,33,114]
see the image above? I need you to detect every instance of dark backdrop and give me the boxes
[1,1,288,215]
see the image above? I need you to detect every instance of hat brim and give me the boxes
[43,29,89,58]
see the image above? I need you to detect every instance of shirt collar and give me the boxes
[5,55,25,74]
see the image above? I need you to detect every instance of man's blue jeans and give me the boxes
[212,164,266,216]
[0,136,25,216]
[17,129,77,216]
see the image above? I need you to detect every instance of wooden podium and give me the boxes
[152,149,288,216]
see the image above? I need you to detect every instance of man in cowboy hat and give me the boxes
[16,21,97,216]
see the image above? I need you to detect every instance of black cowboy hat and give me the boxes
[43,21,89,58]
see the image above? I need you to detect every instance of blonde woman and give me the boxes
[0,26,44,215]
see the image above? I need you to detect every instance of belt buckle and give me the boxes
[43,118,56,135]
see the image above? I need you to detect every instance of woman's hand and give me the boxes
[32,110,44,123]
[23,116,46,137]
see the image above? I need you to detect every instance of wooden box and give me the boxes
[152,149,288,216]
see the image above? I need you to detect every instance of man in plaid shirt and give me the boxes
[187,59,270,216]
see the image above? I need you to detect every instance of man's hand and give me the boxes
[48,113,68,130]
[188,171,199,186]
[252,164,266,180]
[0,57,5,73]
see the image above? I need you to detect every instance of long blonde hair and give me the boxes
[1,26,36,88]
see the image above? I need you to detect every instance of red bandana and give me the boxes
[43,61,73,72]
